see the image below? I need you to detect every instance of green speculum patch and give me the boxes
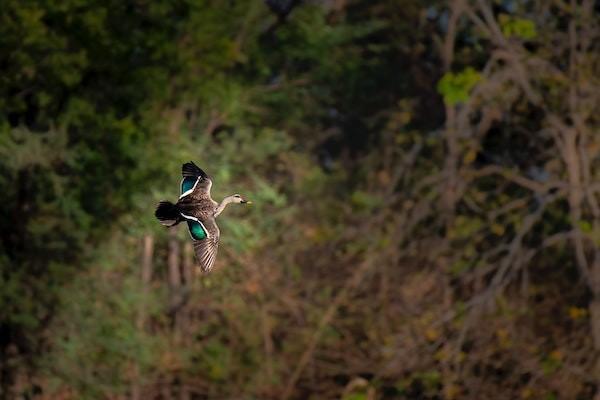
[181,177,197,194]
[187,219,207,240]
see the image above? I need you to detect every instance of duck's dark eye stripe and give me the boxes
[187,220,207,240]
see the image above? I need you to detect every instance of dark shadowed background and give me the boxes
[1,0,600,399]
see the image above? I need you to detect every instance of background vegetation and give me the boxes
[1,0,599,398]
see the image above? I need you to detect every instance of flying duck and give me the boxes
[155,162,251,273]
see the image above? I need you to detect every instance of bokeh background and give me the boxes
[1,0,600,399]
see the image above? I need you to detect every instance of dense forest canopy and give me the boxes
[1,0,600,399]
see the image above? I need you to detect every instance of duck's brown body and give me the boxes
[176,187,218,227]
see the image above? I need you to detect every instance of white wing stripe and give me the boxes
[179,212,211,239]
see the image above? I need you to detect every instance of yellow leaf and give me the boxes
[496,328,511,347]
[549,349,563,361]
[434,348,448,361]
[463,149,477,165]
[398,110,412,125]
[491,223,505,236]
[425,328,439,342]
[521,388,534,399]
[444,384,462,400]
[568,306,587,320]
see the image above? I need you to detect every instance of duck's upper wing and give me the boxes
[180,161,213,199]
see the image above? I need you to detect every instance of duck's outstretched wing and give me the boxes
[182,161,208,179]
[180,161,213,199]
[191,218,220,273]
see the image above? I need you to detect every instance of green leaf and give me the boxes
[578,220,593,233]
[437,67,482,105]
[499,14,537,40]
[343,394,367,400]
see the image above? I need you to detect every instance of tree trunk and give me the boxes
[179,242,194,337]
[138,235,155,329]
[590,254,600,400]
[132,234,154,400]
[168,229,182,321]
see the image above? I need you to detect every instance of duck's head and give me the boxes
[230,194,252,205]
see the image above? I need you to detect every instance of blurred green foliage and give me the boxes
[437,67,482,105]
[499,14,537,40]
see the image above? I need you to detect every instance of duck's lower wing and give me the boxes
[192,218,220,273]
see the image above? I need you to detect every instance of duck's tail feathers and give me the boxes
[155,201,181,227]
[182,161,208,179]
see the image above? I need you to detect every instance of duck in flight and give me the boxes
[155,162,251,273]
